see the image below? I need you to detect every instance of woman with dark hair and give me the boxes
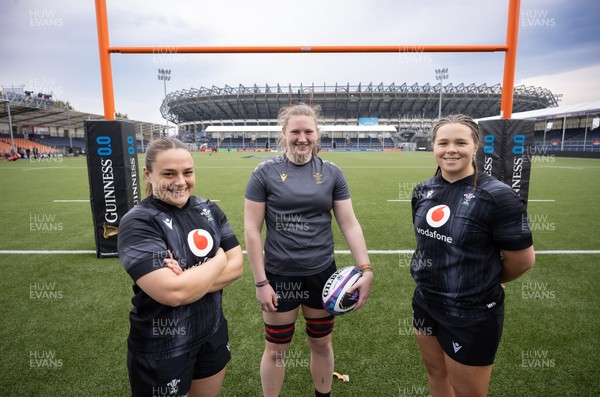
[410,114,535,396]
[118,137,243,397]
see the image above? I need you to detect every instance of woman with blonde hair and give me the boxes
[245,104,373,397]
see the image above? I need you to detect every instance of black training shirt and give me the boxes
[411,172,533,319]
[118,195,239,359]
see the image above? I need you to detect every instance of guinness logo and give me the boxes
[102,223,118,238]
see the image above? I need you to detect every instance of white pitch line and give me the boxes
[51,199,220,203]
[337,250,415,254]
[1,250,599,255]
[0,250,97,254]
[22,166,68,171]
[336,250,600,255]
[387,199,555,203]
[534,250,600,255]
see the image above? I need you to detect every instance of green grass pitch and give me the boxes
[0,151,598,396]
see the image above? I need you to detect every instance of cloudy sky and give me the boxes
[2,0,599,125]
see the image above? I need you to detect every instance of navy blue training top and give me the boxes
[118,195,239,359]
[411,172,533,319]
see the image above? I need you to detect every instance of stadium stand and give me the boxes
[3,83,598,154]
[0,137,57,154]
[0,87,169,156]
[163,83,558,128]
[166,82,583,153]
[479,100,600,153]
[29,136,86,150]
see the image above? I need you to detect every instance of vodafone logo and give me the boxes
[426,205,450,228]
[417,204,453,244]
[187,229,214,257]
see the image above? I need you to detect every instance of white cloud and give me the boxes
[518,64,600,106]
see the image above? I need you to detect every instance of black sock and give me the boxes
[315,390,331,397]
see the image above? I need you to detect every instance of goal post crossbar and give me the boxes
[94,0,521,120]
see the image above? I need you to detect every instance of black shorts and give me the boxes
[266,261,337,313]
[412,298,504,366]
[127,319,231,397]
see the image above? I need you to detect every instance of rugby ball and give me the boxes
[322,266,361,315]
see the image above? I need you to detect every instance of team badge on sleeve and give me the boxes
[187,229,214,257]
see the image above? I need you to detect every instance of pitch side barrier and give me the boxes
[89,0,524,257]
[548,151,600,159]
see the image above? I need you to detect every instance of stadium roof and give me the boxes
[476,99,600,121]
[205,125,397,133]
[0,90,165,136]
[163,82,559,126]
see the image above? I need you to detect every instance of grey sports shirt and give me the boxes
[245,155,351,276]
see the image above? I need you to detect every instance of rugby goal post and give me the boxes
[93,0,523,120]
[87,0,532,258]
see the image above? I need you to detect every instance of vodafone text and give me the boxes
[416,227,453,243]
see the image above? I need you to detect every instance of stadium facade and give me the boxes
[4,82,598,154]
[162,82,558,145]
